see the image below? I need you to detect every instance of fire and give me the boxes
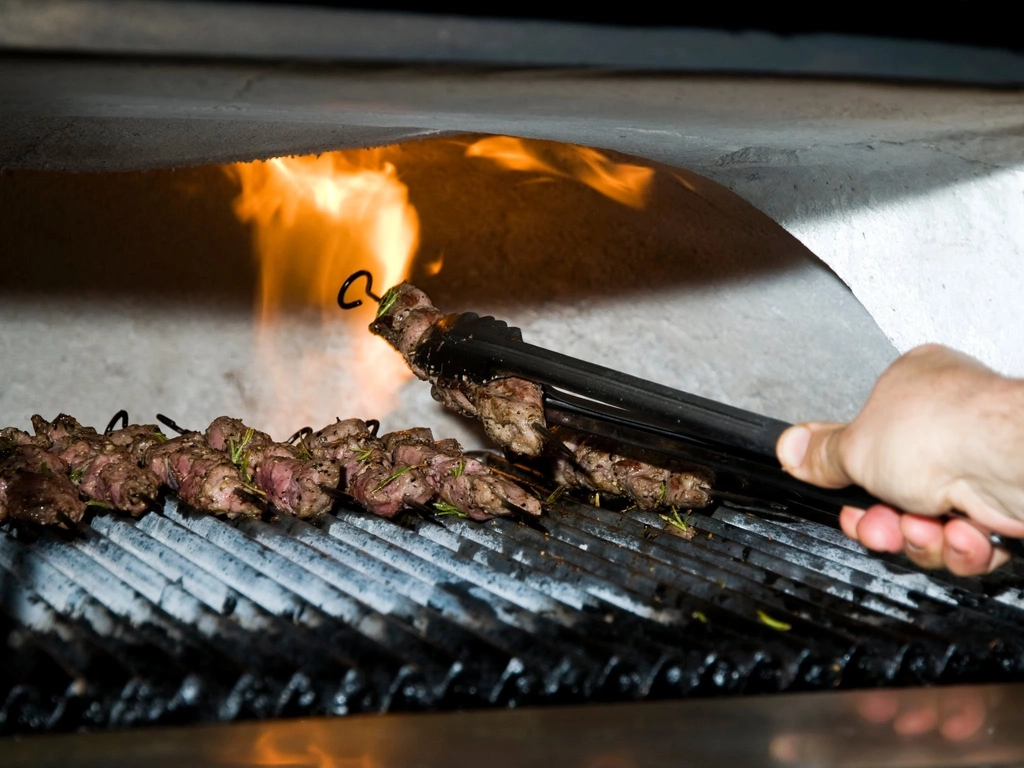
[466,136,654,208]
[225,137,656,436]
[213,721,381,768]
[227,150,419,435]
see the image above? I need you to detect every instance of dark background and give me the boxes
[220,2,1022,54]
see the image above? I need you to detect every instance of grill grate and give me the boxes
[3,472,1024,734]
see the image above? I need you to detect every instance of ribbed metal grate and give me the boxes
[3,478,1024,734]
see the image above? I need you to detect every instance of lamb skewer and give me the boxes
[205,417,536,522]
[108,423,169,464]
[0,429,86,528]
[368,282,713,512]
[370,284,546,457]
[306,418,434,519]
[145,431,263,519]
[546,427,712,510]
[31,414,161,517]
[380,428,541,521]
[204,416,335,520]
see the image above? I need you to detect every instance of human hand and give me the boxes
[775,344,1024,575]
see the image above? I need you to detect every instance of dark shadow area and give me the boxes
[0,164,256,308]
[0,135,812,311]
[223,0,1024,54]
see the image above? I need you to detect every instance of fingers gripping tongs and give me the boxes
[413,311,1024,558]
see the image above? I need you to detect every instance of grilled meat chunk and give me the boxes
[107,424,168,464]
[32,414,161,516]
[146,432,261,518]
[205,416,333,519]
[370,283,545,457]
[0,427,44,448]
[308,419,433,518]
[0,439,85,527]
[382,428,541,521]
[549,427,712,510]
[474,377,545,457]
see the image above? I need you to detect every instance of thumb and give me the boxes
[776,422,852,489]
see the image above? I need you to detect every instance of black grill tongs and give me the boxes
[413,311,1024,558]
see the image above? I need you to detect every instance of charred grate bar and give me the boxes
[3,476,1024,734]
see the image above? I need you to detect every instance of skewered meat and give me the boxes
[0,427,44,448]
[31,414,161,517]
[0,432,85,527]
[382,428,541,521]
[205,416,334,519]
[548,427,712,510]
[369,282,715,513]
[107,423,168,464]
[370,284,545,457]
[307,419,433,519]
[146,432,262,519]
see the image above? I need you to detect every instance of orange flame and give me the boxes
[227,151,419,436]
[466,136,654,208]
[214,722,381,768]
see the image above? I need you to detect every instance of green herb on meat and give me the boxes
[433,501,468,518]
[449,460,465,478]
[376,286,401,318]
[373,465,415,493]
[228,428,255,467]
[227,428,265,496]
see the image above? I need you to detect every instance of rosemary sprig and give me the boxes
[353,446,374,462]
[85,499,113,510]
[659,508,691,533]
[228,428,255,467]
[154,431,169,443]
[433,501,468,518]
[376,286,401,318]
[372,465,415,493]
[657,480,667,504]
[227,428,265,496]
[544,485,566,505]
[69,468,84,483]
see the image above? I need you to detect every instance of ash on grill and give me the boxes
[4,455,1024,734]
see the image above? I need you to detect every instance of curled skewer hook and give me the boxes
[364,419,380,437]
[287,427,313,445]
[337,270,381,310]
[104,410,129,435]
[156,414,190,436]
